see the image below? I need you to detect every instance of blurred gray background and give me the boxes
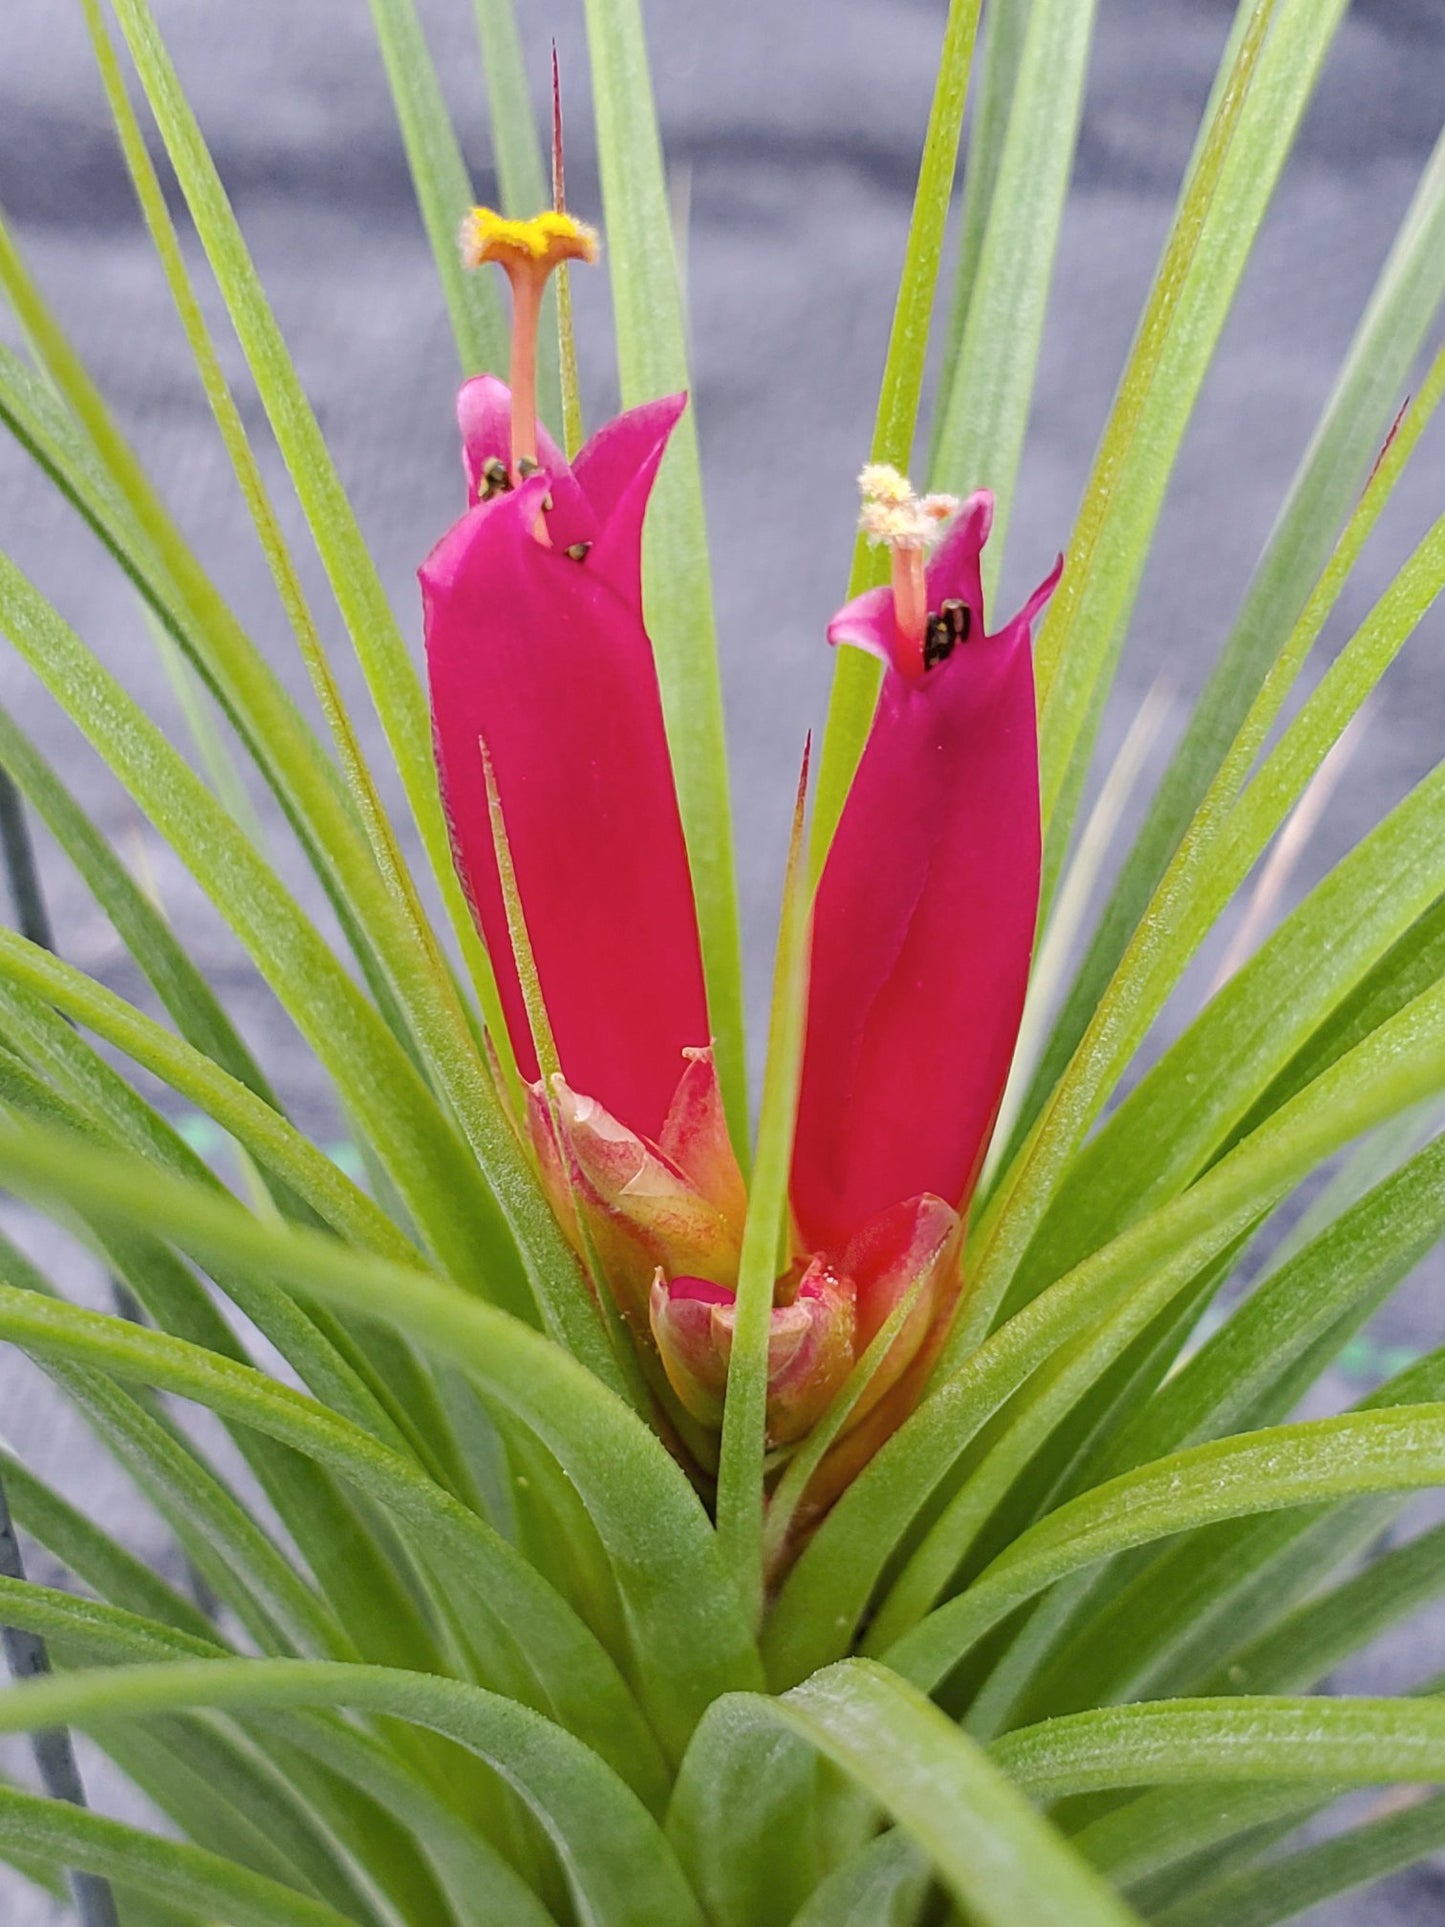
[1,0,1444,1920]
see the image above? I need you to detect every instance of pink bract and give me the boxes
[421,378,708,1142]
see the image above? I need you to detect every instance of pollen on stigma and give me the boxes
[857,463,965,679]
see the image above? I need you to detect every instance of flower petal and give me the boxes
[841,1193,960,1418]
[528,1077,739,1325]
[923,488,994,629]
[658,1047,747,1227]
[763,1262,856,1443]
[792,558,1058,1254]
[456,373,593,548]
[422,473,711,1141]
[649,1267,856,1440]
[573,392,689,603]
[572,392,688,522]
[825,583,898,667]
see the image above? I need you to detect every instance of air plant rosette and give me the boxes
[1,2,1445,1925]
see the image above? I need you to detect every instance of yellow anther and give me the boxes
[461,207,599,276]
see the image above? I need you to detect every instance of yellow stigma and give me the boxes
[461,207,599,276]
[858,464,961,552]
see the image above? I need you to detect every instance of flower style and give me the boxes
[423,208,1058,1490]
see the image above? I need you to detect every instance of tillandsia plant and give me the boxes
[2,0,1445,1923]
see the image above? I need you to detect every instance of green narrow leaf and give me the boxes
[961,345,1445,1356]
[0,332,420,1055]
[1073,1778,1339,1892]
[767,1660,1141,1925]
[90,1721,390,1927]
[862,1244,1229,1656]
[667,1692,821,1927]
[886,1406,1445,1695]
[365,0,508,375]
[551,48,586,457]
[811,0,984,856]
[77,0,519,1090]
[765,974,1445,1687]
[0,1661,708,1927]
[1020,1348,1445,1727]
[1001,759,1445,1320]
[1028,115,1445,1142]
[0,1826,66,1905]
[0,1473,118,1927]
[0,1576,555,1927]
[994,1695,1445,1803]
[1032,0,1347,862]
[0,1127,764,1758]
[716,757,812,1625]
[927,0,1031,477]
[0,924,486,1508]
[973,1138,1445,1730]
[0,1045,450,1671]
[581,0,747,1146]
[0,931,421,1266]
[1200,1518,1445,1700]
[1104,1134,1445,1478]
[103,0,502,1014]
[928,0,1098,593]
[0,703,275,1107]
[0,1452,215,1643]
[0,549,540,1319]
[0,982,421,1449]
[1235,895,1445,1147]
[1151,1788,1445,1927]
[0,1785,353,1927]
[787,1829,930,1927]
[472,0,548,212]
[146,611,268,846]
[0,1281,669,1805]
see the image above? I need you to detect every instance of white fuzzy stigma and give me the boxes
[857,463,961,551]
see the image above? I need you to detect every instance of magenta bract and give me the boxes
[792,493,1061,1257]
[422,376,706,1144]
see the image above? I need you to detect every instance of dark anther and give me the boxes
[479,457,511,501]
[923,598,971,669]
[516,457,542,479]
[566,541,592,563]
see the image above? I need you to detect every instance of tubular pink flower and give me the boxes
[792,483,1062,1258]
[421,378,709,1144]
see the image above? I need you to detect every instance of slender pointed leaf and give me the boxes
[580,0,747,1144]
